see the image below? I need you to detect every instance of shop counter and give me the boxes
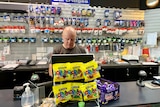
[15,64,48,72]
[1,81,160,107]
[0,64,50,89]
[0,63,159,89]
[99,63,159,82]
[99,63,159,68]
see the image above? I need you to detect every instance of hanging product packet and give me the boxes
[70,82,83,101]
[80,81,99,101]
[82,60,101,82]
[70,62,84,80]
[52,62,71,82]
[52,83,71,105]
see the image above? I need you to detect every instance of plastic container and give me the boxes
[21,83,34,107]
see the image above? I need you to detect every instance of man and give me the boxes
[49,26,86,76]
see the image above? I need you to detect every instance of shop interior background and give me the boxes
[0,0,160,62]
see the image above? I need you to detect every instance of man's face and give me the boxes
[62,33,76,49]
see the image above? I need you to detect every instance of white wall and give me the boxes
[144,8,160,59]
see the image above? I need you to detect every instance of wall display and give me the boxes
[0,2,144,60]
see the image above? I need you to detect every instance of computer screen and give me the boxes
[52,54,94,64]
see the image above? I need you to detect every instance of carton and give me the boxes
[97,78,120,104]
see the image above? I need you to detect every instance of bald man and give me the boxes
[53,26,86,54]
[49,26,86,76]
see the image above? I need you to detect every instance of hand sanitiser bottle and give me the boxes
[21,83,34,107]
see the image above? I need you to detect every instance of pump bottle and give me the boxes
[21,83,34,107]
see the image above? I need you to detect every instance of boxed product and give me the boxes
[97,78,120,104]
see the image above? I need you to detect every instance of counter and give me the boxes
[99,62,159,68]
[1,81,160,107]
[99,63,159,82]
[0,63,159,89]
[0,64,50,89]
[15,64,48,72]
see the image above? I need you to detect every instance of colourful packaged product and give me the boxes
[97,78,120,104]
[82,60,101,82]
[80,82,99,101]
[52,63,71,82]
[70,82,83,101]
[53,83,71,105]
[70,62,84,80]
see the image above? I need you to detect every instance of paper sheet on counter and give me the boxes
[1,64,19,70]
[37,60,47,65]
[141,62,158,65]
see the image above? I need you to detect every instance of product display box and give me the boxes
[97,78,120,104]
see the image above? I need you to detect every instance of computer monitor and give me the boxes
[52,54,94,64]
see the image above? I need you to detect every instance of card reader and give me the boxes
[152,76,160,86]
[151,79,160,86]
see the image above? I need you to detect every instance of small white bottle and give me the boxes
[21,83,34,107]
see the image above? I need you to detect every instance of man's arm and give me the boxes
[49,64,53,77]
[48,45,61,77]
[48,53,53,77]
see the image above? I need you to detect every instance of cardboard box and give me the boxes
[97,78,120,104]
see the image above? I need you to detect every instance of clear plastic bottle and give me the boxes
[21,83,34,107]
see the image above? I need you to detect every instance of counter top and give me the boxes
[1,62,159,71]
[0,64,49,72]
[99,62,159,68]
[1,81,160,107]
[15,64,48,71]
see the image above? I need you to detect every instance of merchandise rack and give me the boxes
[51,54,100,107]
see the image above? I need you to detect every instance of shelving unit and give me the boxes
[0,2,145,61]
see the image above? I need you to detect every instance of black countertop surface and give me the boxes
[1,81,160,107]
[2,62,160,71]
[99,62,159,68]
[15,64,49,71]
[0,64,49,72]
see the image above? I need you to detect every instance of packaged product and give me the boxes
[83,60,100,82]
[70,82,83,101]
[52,63,71,82]
[96,78,120,104]
[80,81,99,101]
[52,83,71,105]
[70,62,84,80]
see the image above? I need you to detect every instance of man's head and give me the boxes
[62,26,77,49]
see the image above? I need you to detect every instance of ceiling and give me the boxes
[90,0,139,8]
[0,0,140,8]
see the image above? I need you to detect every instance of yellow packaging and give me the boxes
[80,82,99,101]
[82,60,101,82]
[70,82,83,101]
[52,83,71,105]
[52,63,71,82]
[70,62,84,80]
